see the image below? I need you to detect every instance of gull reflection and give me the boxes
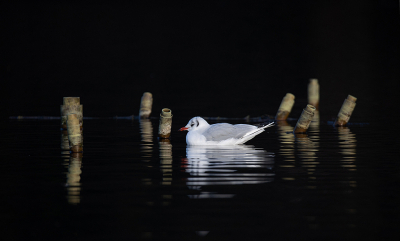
[184,145,274,198]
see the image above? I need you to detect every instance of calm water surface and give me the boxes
[1,116,399,240]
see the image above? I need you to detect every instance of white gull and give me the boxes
[179,116,274,145]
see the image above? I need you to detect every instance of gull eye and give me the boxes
[191,120,198,127]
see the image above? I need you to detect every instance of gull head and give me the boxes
[179,116,209,132]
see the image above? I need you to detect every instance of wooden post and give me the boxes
[67,114,83,152]
[61,97,83,130]
[275,93,295,120]
[63,97,80,106]
[158,108,173,139]
[334,95,357,126]
[293,104,316,133]
[308,79,319,109]
[139,92,153,119]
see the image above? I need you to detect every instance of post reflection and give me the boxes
[308,110,320,161]
[337,126,357,229]
[159,139,173,186]
[295,133,319,179]
[65,153,82,205]
[139,119,153,159]
[61,129,70,151]
[183,145,274,199]
[296,110,319,177]
[338,126,357,175]
[276,121,295,167]
[277,119,320,185]
[159,138,173,206]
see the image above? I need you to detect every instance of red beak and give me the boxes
[179,127,189,131]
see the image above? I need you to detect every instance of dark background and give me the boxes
[2,1,399,119]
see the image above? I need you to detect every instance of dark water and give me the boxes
[1,115,399,241]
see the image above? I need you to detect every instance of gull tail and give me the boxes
[255,121,275,129]
[237,122,275,144]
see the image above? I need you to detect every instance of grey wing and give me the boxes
[202,124,236,141]
[232,124,258,138]
[202,123,257,141]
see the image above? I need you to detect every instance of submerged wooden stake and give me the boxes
[334,95,357,126]
[293,104,316,133]
[67,114,83,152]
[275,93,295,120]
[158,108,173,139]
[308,79,319,109]
[139,92,153,119]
